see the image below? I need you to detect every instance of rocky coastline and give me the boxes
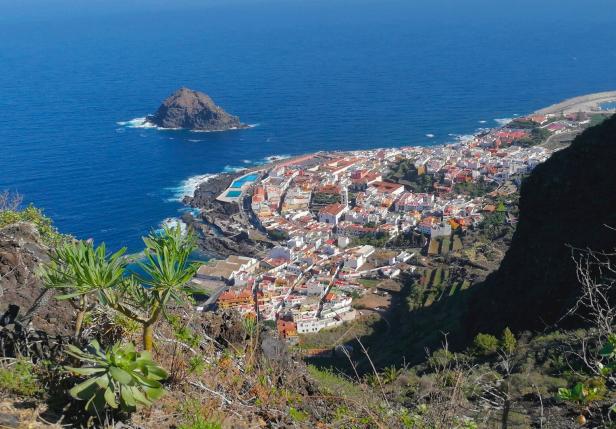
[182,173,272,259]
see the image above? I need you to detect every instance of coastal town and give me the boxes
[187,102,614,344]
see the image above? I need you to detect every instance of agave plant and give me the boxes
[65,340,167,414]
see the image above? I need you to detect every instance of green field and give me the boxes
[409,267,474,309]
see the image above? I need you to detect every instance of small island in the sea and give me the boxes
[147,87,248,131]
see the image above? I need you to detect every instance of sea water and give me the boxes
[1,0,615,251]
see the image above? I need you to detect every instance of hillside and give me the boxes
[467,113,616,334]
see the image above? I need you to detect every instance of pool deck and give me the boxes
[216,171,263,203]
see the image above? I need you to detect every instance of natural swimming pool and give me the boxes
[227,190,242,197]
[230,173,259,188]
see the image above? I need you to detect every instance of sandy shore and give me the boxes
[534,90,616,115]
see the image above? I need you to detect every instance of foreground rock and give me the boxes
[148,87,247,131]
[0,222,73,335]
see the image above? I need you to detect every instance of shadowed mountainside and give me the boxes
[467,114,616,334]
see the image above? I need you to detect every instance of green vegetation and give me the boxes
[0,359,41,396]
[65,340,168,414]
[42,226,199,351]
[473,333,499,356]
[590,113,609,127]
[0,203,67,246]
[311,192,341,206]
[178,417,222,429]
[42,240,127,338]
[351,231,389,247]
[516,127,552,147]
[453,178,497,197]
[386,159,436,192]
[267,228,288,241]
[358,278,380,288]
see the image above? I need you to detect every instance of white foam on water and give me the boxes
[223,165,248,173]
[190,123,259,133]
[167,173,218,202]
[262,154,291,163]
[426,133,435,138]
[242,159,252,164]
[160,218,187,235]
[494,117,513,126]
[117,117,159,129]
[455,134,475,143]
[118,118,259,133]
[188,139,203,143]
[479,120,487,124]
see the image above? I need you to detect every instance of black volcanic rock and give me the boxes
[148,87,246,131]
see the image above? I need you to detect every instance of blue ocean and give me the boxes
[1,0,615,251]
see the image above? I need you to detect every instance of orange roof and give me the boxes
[319,203,346,216]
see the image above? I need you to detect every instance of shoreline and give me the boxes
[534,90,616,115]
[178,91,615,258]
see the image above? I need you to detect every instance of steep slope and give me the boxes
[468,114,616,334]
[0,222,73,335]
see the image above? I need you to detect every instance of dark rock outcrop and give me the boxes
[467,114,616,334]
[0,222,73,335]
[148,87,246,131]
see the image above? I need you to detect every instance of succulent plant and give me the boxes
[65,340,167,414]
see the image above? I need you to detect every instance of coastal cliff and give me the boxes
[467,113,616,334]
[148,87,246,131]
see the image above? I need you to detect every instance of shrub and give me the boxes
[178,416,222,429]
[289,407,309,422]
[500,327,517,354]
[0,359,41,396]
[473,333,499,356]
[0,204,66,245]
[65,340,167,414]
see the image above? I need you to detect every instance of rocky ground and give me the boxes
[0,222,73,336]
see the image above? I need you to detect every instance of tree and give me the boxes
[101,227,199,351]
[500,327,517,354]
[473,333,499,356]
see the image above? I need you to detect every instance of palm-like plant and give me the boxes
[65,340,167,414]
[100,226,199,351]
[41,241,127,338]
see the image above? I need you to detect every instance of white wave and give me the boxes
[242,159,252,164]
[455,134,475,143]
[262,154,291,163]
[118,118,258,133]
[117,117,159,129]
[494,117,513,126]
[188,139,203,143]
[425,133,435,138]
[179,207,202,217]
[223,165,248,173]
[159,218,187,235]
[478,120,487,124]
[190,123,259,133]
[167,173,218,202]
